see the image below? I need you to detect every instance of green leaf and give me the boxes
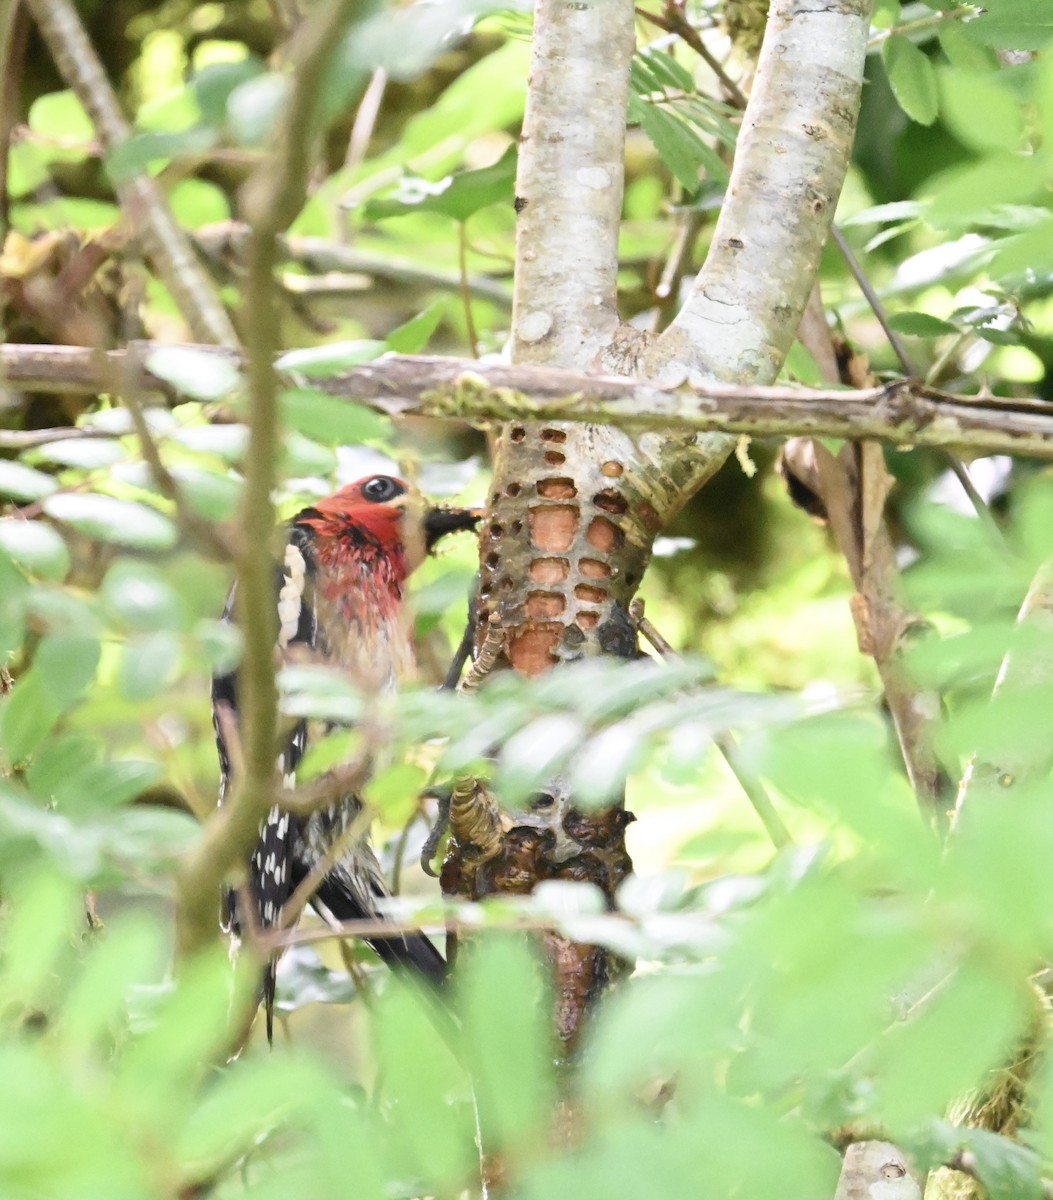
[569,722,648,807]
[0,870,81,1009]
[25,733,99,804]
[883,36,939,125]
[938,67,1023,153]
[42,494,177,550]
[0,462,57,502]
[226,73,291,146]
[0,520,69,580]
[101,560,182,632]
[34,633,100,710]
[274,945,359,1013]
[169,422,248,461]
[116,632,183,701]
[365,146,517,222]
[105,127,217,185]
[925,152,1047,229]
[0,674,61,763]
[168,467,241,521]
[276,341,385,377]
[30,438,127,469]
[279,387,390,445]
[145,346,241,400]
[28,90,94,145]
[497,713,586,803]
[385,301,448,354]
[961,0,1053,50]
[167,178,230,228]
[58,915,165,1051]
[629,94,708,190]
[887,311,958,336]
[372,982,473,1187]
[458,937,554,1153]
[192,57,266,126]
[55,759,163,813]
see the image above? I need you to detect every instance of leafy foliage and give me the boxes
[0,0,1052,1197]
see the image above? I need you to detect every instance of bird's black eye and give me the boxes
[361,475,405,503]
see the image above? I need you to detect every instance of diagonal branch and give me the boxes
[23,0,238,347]
[651,0,873,388]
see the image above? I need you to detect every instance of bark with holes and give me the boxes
[441,0,874,1056]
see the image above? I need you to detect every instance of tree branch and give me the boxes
[651,0,873,386]
[193,223,514,309]
[23,0,238,348]
[511,0,632,365]
[5,344,1053,463]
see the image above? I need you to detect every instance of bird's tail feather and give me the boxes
[313,875,447,985]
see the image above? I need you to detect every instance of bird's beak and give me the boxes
[423,505,484,551]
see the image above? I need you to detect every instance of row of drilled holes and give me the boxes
[485,427,636,623]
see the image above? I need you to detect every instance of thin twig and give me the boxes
[344,67,388,174]
[832,224,1006,544]
[194,224,513,309]
[867,5,977,49]
[636,3,747,107]
[831,226,913,376]
[629,599,793,850]
[458,222,480,358]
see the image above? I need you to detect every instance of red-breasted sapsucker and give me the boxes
[212,474,478,1033]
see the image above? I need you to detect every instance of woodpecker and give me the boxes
[212,474,478,1035]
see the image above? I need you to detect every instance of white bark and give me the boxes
[652,0,872,386]
[834,1142,924,1200]
[511,0,633,368]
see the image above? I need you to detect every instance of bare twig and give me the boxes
[458,223,480,357]
[23,0,238,347]
[343,67,388,175]
[194,224,513,309]
[636,2,747,106]
[630,599,793,851]
[0,1,29,238]
[831,225,1003,542]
